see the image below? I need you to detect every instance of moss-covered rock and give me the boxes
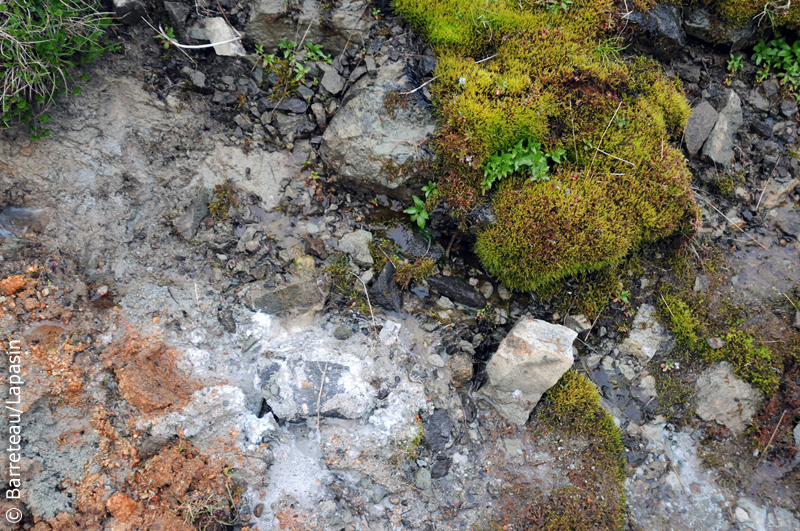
[394,0,698,290]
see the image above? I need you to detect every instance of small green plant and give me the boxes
[156,26,175,49]
[727,53,744,74]
[0,0,116,139]
[421,180,438,198]
[752,37,800,87]
[482,139,566,193]
[613,288,630,305]
[372,7,382,19]
[404,195,430,228]
[594,37,628,63]
[541,0,573,13]
[305,42,332,63]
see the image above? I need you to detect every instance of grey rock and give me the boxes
[333,323,354,340]
[260,97,308,113]
[702,90,743,168]
[794,310,800,330]
[201,18,246,56]
[480,317,576,426]
[673,62,702,83]
[430,457,451,478]
[427,275,486,308]
[245,0,369,56]
[173,187,209,240]
[164,1,191,32]
[618,304,673,361]
[684,101,718,157]
[436,296,454,309]
[424,409,453,454]
[414,467,432,490]
[626,4,685,52]
[241,278,330,314]
[497,285,512,300]
[564,314,591,334]
[684,8,759,50]
[339,230,373,266]
[386,224,443,261]
[447,353,473,387]
[781,99,798,117]
[311,102,327,129]
[364,55,377,73]
[795,422,800,455]
[748,86,770,111]
[320,60,436,200]
[763,78,781,98]
[113,0,146,24]
[260,359,376,421]
[695,362,763,435]
[349,65,367,83]
[218,309,236,333]
[479,281,494,300]
[706,336,725,350]
[180,66,207,88]
[419,55,437,76]
[321,69,345,95]
[693,274,709,293]
[370,260,402,312]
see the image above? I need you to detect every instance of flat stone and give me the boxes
[781,99,798,117]
[684,101,718,157]
[480,317,576,426]
[695,362,763,435]
[338,230,373,266]
[180,66,206,88]
[427,275,486,308]
[618,304,673,362]
[321,69,345,95]
[241,278,329,314]
[260,97,308,114]
[735,507,750,523]
[748,87,770,110]
[414,467,432,490]
[447,353,473,387]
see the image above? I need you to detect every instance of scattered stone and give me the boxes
[427,276,486,308]
[478,281,494,300]
[627,4,685,56]
[497,285,511,300]
[436,296,454,309]
[261,97,308,114]
[338,230,373,266]
[693,274,709,293]
[414,467,432,490]
[735,506,750,523]
[781,99,798,117]
[424,409,454,454]
[253,503,264,518]
[333,323,354,340]
[695,362,763,435]
[565,314,592,334]
[447,353,473,387]
[618,304,673,362]
[386,224,444,261]
[321,69,346,95]
[683,101,718,157]
[378,320,401,346]
[748,86,770,111]
[427,354,445,367]
[304,236,328,259]
[684,7,758,50]
[370,261,402,312]
[180,66,206,88]
[218,309,236,333]
[311,102,327,129]
[480,317,576,426]
[113,0,146,24]
[702,90,743,168]
[706,336,725,350]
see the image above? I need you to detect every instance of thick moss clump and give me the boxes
[394,0,697,290]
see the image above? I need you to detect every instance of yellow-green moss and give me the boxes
[394,0,698,290]
[658,292,781,395]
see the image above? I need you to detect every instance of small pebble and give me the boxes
[253,503,264,518]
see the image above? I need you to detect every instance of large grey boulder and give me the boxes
[480,318,576,426]
[320,60,437,200]
[618,303,673,362]
[683,101,718,158]
[702,90,743,168]
[695,362,763,435]
[245,0,369,54]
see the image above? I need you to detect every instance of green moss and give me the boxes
[658,292,781,395]
[394,0,698,291]
[208,183,239,222]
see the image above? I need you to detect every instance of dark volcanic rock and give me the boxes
[427,275,486,308]
[370,261,402,312]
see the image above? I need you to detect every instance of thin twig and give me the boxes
[660,294,675,318]
[316,361,328,432]
[754,410,787,469]
[596,147,635,167]
[350,272,376,330]
[782,292,799,311]
[588,101,623,176]
[568,98,578,163]
[194,282,200,314]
